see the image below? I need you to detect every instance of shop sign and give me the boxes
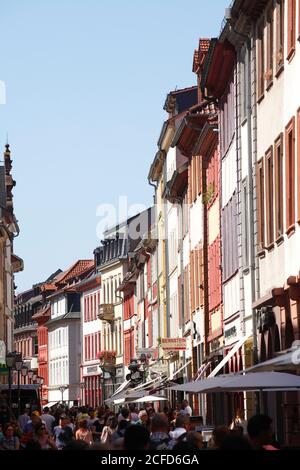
[161,338,186,351]
[136,348,155,356]
[150,364,168,374]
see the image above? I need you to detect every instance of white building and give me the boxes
[47,260,94,405]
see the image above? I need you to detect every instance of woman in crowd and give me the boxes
[75,419,93,445]
[35,422,57,450]
[0,423,20,450]
[100,416,118,445]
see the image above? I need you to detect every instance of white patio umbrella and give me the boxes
[245,348,300,373]
[169,372,300,393]
[131,395,168,403]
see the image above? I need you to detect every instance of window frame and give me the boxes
[256,158,265,252]
[257,19,265,101]
[285,116,296,234]
[287,0,296,60]
[265,146,275,248]
[242,178,250,269]
[276,0,285,75]
[274,133,284,240]
[266,5,274,89]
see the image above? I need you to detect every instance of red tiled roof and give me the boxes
[199,38,211,53]
[193,39,211,73]
[56,260,94,285]
[32,305,51,320]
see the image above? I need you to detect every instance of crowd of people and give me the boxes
[0,399,281,451]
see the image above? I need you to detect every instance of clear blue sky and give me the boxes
[0,0,229,292]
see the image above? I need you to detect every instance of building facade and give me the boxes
[77,270,102,407]
[0,144,23,382]
[47,260,94,405]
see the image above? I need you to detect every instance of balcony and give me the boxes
[98,304,114,321]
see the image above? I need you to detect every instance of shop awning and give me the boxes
[245,347,300,373]
[208,333,251,378]
[43,402,59,409]
[169,371,300,393]
[110,380,130,398]
[169,360,192,381]
[194,361,211,381]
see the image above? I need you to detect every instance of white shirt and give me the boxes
[181,405,192,416]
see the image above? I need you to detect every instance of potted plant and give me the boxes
[97,350,116,365]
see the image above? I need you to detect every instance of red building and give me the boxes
[32,303,51,405]
[76,271,102,408]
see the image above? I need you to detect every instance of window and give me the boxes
[33,336,38,356]
[169,229,177,272]
[182,190,189,236]
[84,297,87,322]
[184,266,189,322]
[103,283,106,304]
[192,156,197,202]
[242,179,249,267]
[256,159,265,250]
[220,78,235,154]
[276,0,285,73]
[257,20,265,100]
[274,133,284,238]
[287,0,296,59]
[266,6,274,87]
[285,117,295,231]
[190,251,195,314]
[240,45,249,121]
[222,193,238,280]
[265,147,274,246]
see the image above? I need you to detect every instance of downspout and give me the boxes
[227,19,259,365]
[173,196,185,380]
[147,177,161,345]
[247,36,259,366]
[163,163,171,338]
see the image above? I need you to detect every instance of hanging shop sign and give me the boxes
[161,338,186,351]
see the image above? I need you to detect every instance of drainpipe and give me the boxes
[247,36,259,367]
[147,177,161,346]
[163,163,171,338]
[173,196,185,379]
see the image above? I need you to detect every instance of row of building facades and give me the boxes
[6,0,300,446]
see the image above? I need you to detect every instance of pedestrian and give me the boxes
[124,424,150,451]
[0,423,20,450]
[35,422,57,450]
[149,413,170,450]
[180,399,192,417]
[229,408,247,433]
[53,415,74,450]
[42,407,55,434]
[137,409,149,428]
[129,404,139,423]
[75,419,93,445]
[168,415,190,449]
[18,408,30,432]
[247,414,277,450]
[186,431,204,449]
[100,416,118,445]
[211,425,230,449]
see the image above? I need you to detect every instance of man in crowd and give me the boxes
[149,413,170,450]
